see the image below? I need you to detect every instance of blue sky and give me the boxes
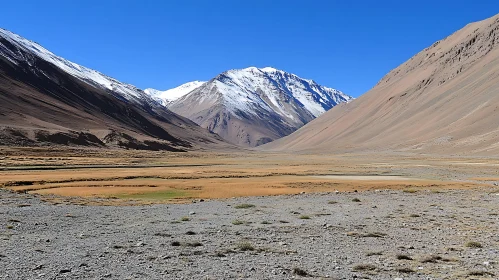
[2,1,498,97]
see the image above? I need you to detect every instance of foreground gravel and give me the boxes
[1,188,498,280]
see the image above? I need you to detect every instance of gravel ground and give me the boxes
[1,188,498,280]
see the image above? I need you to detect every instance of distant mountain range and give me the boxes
[147,67,352,146]
[0,27,350,150]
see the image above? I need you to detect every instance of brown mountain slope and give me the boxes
[263,14,499,155]
[0,32,231,151]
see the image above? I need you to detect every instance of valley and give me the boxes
[1,148,498,279]
[1,148,497,205]
[2,6,499,280]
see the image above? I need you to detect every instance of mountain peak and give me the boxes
[144,81,206,106]
[166,66,352,147]
[260,66,279,72]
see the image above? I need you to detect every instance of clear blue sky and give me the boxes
[2,1,498,97]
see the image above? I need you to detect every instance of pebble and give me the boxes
[1,188,497,279]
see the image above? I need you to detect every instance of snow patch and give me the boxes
[145,81,206,106]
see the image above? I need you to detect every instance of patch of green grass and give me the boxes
[234,204,256,209]
[232,220,245,225]
[116,190,187,200]
[180,216,190,222]
[465,241,483,248]
[299,215,310,219]
[236,242,254,251]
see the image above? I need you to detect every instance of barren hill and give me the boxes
[263,13,499,155]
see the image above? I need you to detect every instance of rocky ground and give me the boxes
[1,188,498,280]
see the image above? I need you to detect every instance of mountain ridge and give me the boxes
[163,66,352,147]
[0,27,232,151]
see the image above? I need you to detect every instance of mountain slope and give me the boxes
[0,28,230,151]
[263,14,499,155]
[166,67,352,147]
[144,81,206,106]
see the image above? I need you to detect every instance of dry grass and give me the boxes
[0,149,491,205]
[292,267,309,276]
[234,203,255,209]
[236,242,254,251]
[420,255,442,263]
[366,251,383,256]
[396,254,413,260]
[352,264,376,272]
[396,267,415,273]
[467,271,495,277]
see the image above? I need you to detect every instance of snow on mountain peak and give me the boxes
[260,66,279,73]
[202,67,353,118]
[144,81,206,106]
[166,67,353,147]
[0,28,154,105]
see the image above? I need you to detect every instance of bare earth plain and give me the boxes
[1,147,498,279]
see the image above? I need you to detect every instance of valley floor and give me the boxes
[1,148,499,204]
[1,187,498,279]
[0,148,498,279]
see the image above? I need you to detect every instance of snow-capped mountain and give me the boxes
[0,28,230,150]
[144,81,206,106]
[167,67,353,147]
[0,28,156,107]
